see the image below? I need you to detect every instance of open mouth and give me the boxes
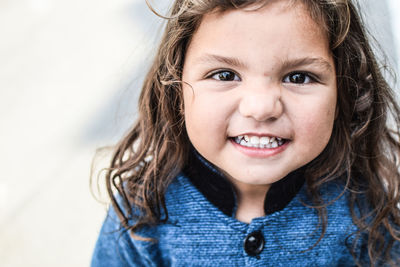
[231,135,288,149]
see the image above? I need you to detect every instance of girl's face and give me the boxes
[182,1,337,190]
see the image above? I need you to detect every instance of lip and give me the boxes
[230,138,290,158]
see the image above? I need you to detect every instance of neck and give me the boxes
[230,179,270,223]
[184,147,306,220]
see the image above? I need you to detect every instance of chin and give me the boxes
[233,171,288,185]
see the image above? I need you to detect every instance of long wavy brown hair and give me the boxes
[100,0,400,265]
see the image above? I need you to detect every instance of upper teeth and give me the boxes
[234,135,284,148]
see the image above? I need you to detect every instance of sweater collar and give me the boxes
[183,148,306,217]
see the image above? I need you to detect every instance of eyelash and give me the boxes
[283,72,317,84]
[207,70,318,84]
[207,70,241,81]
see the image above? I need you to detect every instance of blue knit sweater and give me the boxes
[91,171,371,266]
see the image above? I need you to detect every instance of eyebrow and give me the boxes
[280,57,333,72]
[196,53,333,72]
[196,54,247,68]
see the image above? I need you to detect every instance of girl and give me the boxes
[92,0,400,266]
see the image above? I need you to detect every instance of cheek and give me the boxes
[184,90,213,131]
[295,98,336,149]
[183,88,230,147]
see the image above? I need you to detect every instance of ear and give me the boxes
[179,82,186,116]
[179,100,185,116]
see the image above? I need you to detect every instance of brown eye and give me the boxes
[283,72,312,84]
[211,70,240,81]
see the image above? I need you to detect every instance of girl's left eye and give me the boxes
[209,70,240,81]
[283,72,314,84]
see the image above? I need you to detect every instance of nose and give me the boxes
[238,82,283,122]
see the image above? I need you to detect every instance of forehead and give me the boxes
[198,1,325,42]
[184,0,332,70]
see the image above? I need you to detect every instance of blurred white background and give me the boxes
[0,0,399,266]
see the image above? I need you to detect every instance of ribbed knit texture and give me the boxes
[91,173,371,266]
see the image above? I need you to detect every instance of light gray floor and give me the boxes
[0,0,398,266]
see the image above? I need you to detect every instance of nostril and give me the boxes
[238,95,283,122]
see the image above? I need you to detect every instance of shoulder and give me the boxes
[319,180,400,265]
[91,205,148,267]
[91,196,165,266]
[91,173,214,267]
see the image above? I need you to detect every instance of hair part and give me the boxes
[101,0,400,265]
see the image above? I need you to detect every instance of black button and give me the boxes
[243,231,265,256]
